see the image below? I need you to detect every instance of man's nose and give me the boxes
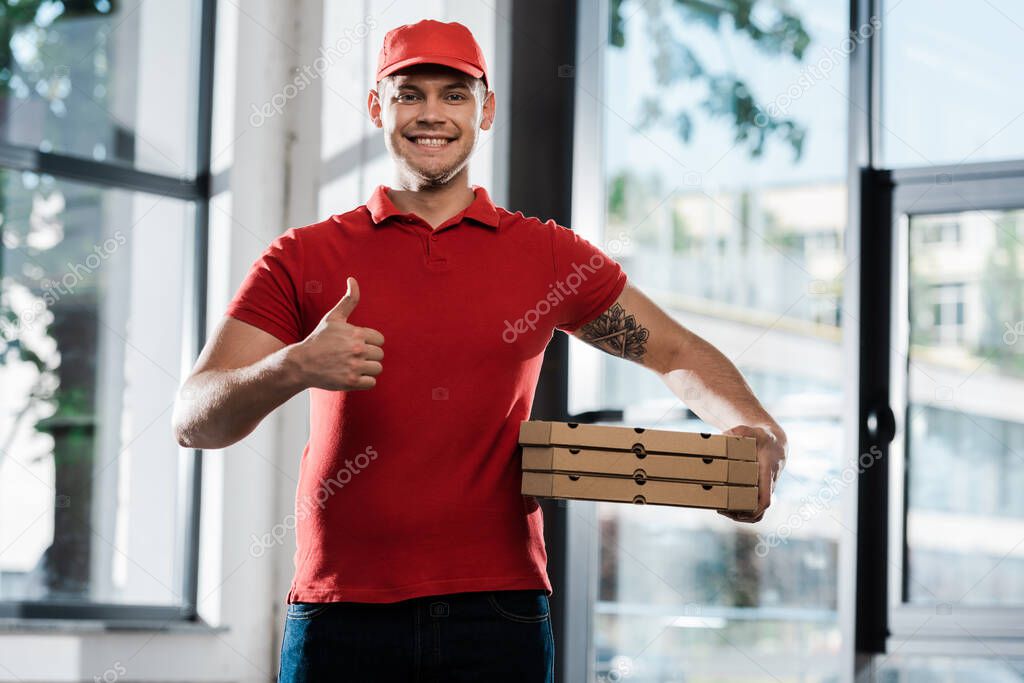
[416,95,448,123]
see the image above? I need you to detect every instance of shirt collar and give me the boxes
[366,184,501,230]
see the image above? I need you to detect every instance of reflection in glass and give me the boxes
[881,0,1024,168]
[877,655,1024,682]
[0,0,198,175]
[905,210,1024,606]
[0,171,193,605]
[578,0,849,680]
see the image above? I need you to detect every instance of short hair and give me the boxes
[377,73,487,105]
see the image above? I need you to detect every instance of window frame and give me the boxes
[506,0,585,681]
[0,0,216,623]
[840,0,1024,672]
[563,2,609,681]
[884,164,1024,650]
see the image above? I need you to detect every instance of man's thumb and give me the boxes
[329,277,360,320]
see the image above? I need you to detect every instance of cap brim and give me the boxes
[377,55,486,88]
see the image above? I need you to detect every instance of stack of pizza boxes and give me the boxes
[519,420,759,512]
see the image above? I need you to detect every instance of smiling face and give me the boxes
[368,64,495,187]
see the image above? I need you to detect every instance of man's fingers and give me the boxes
[361,344,384,362]
[348,374,377,390]
[717,507,765,523]
[328,276,361,320]
[355,359,383,377]
[362,326,385,346]
[723,424,758,438]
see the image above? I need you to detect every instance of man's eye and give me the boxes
[394,93,465,102]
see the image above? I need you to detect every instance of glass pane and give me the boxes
[877,655,1024,682]
[904,209,1024,607]
[881,0,1024,168]
[578,0,848,679]
[0,0,199,176]
[0,171,193,605]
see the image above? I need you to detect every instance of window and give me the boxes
[918,283,965,347]
[571,0,849,679]
[917,220,962,245]
[888,201,1024,646]
[851,1,1024,671]
[0,1,201,175]
[877,655,1024,681]
[906,212,1024,603]
[881,0,1024,168]
[0,0,213,620]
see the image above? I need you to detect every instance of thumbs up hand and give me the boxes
[291,277,384,391]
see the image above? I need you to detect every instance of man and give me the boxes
[172,18,786,683]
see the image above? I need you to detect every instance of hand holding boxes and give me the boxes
[519,420,760,512]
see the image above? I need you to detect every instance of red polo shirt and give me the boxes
[224,184,628,604]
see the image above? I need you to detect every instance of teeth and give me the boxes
[412,138,450,147]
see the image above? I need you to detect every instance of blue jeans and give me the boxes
[278,588,555,682]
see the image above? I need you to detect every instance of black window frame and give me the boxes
[872,161,1024,649]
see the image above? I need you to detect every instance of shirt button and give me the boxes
[430,235,438,241]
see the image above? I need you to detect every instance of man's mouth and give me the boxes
[405,135,456,148]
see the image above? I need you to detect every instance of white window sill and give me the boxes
[0,617,228,634]
[0,619,236,682]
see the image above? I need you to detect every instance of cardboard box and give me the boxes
[521,445,758,485]
[519,420,756,461]
[521,470,758,512]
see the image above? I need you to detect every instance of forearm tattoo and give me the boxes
[577,303,649,362]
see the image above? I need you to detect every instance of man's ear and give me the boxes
[480,90,496,131]
[367,89,383,128]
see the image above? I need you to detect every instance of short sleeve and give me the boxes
[548,220,628,333]
[224,228,304,345]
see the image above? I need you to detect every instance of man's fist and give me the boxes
[289,277,385,391]
[717,424,787,524]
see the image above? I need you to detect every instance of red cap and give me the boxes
[376,20,489,91]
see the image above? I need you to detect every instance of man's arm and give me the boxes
[172,276,384,450]
[171,317,306,450]
[571,281,787,522]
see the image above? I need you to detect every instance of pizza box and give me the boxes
[521,445,758,485]
[519,420,756,461]
[521,470,758,512]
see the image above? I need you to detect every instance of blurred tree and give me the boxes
[611,0,810,160]
[607,0,815,613]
